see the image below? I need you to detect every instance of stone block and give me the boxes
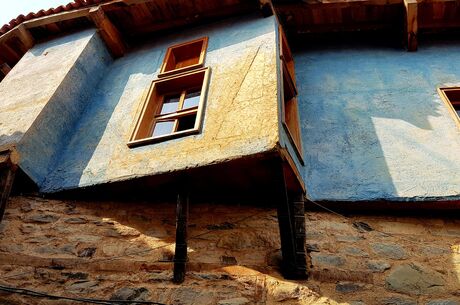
[371,243,407,260]
[110,287,149,301]
[311,254,345,267]
[367,260,391,273]
[64,217,88,224]
[336,235,364,242]
[426,300,459,305]
[218,297,250,305]
[24,214,59,223]
[67,280,99,293]
[380,296,417,305]
[385,263,446,295]
[342,247,369,257]
[335,282,364,293]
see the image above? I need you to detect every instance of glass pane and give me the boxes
[160,94,180,114]
[177,114,197,132]
[182,90,201,109]
[152,120,175,137]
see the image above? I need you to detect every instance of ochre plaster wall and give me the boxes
[40,15,280,193]
[0,196,459,304]
[294,43,460,201]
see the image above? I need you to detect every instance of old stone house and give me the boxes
[0,0,459,304]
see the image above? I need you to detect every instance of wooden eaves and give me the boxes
[0,0,259,79]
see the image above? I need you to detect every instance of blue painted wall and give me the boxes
[294,42,460,201]
[17,30,112,185]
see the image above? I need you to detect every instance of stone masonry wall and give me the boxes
[0,196,459,304]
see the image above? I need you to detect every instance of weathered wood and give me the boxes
[173,190,189,283]
[0,152,16,222]
[292,193,308,274]
[16,25,34,50]
[0,62,11,76]
[275,160,308,279]
[259,0,274,17]
[0,42,21,64]
[89,7,126,58]
[404,0,418,51]
[23,8,91,29]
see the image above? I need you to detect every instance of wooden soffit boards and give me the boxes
[0,0,259,76]
[273,0,460,40]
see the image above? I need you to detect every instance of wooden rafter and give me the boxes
[16,25,35,50]
[404,0,418,51]
[89,6,126,57]
[0,62,11,77]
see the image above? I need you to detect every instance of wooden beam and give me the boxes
[0,42,21,64]
[0,151,17,223]
[16,25,34,50]
[89,7,126,58]
[275,159,308,279]
[173,189,189,283]
[0,62,11,76]
[259,0,275,17]
[23,7,91,29]
[404,0,418,51]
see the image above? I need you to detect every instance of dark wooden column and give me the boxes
[291,193,308,276]
[0,151,16,222]
[275,160,308,279]
[173,189,189,283]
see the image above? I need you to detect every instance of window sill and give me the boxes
[158,63,204,78]
[127,128,200,148]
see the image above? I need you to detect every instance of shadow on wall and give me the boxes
[39,14,275,193]
[294,39,460,201]
[38,47,161,192]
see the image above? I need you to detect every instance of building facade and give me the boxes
[0,0,459,304]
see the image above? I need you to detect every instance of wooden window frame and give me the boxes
[279,27,303,163]
[159,37,208,78]
[438,87,460,129]
[128,67,210,148]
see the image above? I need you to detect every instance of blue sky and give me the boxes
[0,0,70,26]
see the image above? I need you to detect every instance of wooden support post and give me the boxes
[173,190,189,283]
[275,160,308,279]
[404,0,418,51]
[292,193,308,275]
[89,6,126,58]
[0,152,16,222]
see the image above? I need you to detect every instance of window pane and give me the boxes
[177,114,197,132]
[182,91,201,109]
[160,94,180,114]
[152,120,175,137]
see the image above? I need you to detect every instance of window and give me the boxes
[129,37,210,148]
[128,68,210,147]
[279,27,303,160]
[159,37,208,77]
[438,87,460,128]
